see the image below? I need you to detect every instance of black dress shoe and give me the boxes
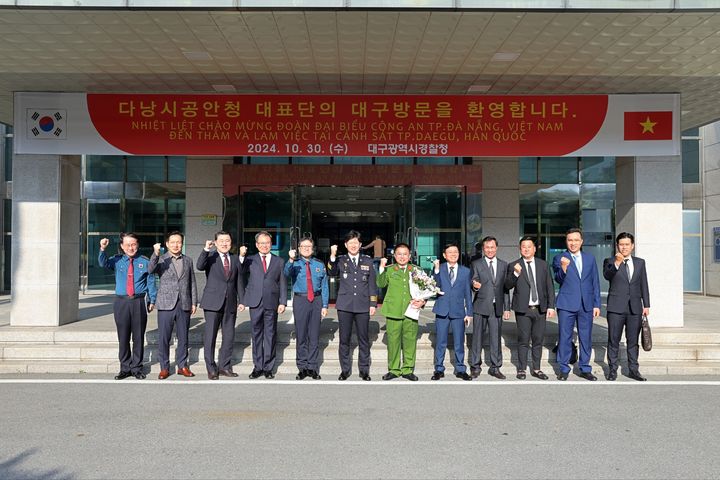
[296,370,308,380]
[219,369,239,378]
[338,371,350,381]
[114,371,132,380]
[133,371,146,380]
[455,372,472,381]
[607,370,618,381]
[249,369,263,379]
[628,371,647,381]
[577,371,597,381]
[531,370,549,380]
[402,373,418,381]
[360,372,371,381]
[207,371,219,380]
[489,369,506,380]
[309,370,321,380]
[470,368,481,378]
[431,371,445,381]
[264,371,275,379]
[516,371,527,380]
[557,372,568,381]
[382,372,398,381]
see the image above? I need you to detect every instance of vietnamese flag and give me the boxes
[624,111,673,140]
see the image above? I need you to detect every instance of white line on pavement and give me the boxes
[1,379,720,385]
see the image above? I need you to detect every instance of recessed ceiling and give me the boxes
[1,8,720,129]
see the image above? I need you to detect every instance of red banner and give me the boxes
[86,94,609,157]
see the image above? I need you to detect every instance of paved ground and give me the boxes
[1,380,719,479]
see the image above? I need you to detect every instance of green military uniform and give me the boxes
[377,264,420,376]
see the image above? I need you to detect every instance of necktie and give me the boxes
[126,257,135,296]
[572,254,581,276]
[352,257,357,268]
[223,254,230,278]
[262,255,267,273]
[489,259,495,281]
[305,261,314,302]
[449,266,455,285]
[624,259,631,282]
[527,261,538,303]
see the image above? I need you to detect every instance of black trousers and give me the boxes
[203,301,237,373]
[113,296,148,374]
[607,307,642,373]
[338,310,371,375]
[515,308,546,371]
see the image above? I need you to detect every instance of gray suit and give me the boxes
[470,256,510,372]
[148,252,198,371]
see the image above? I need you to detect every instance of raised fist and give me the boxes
[379,258,388,268]
[472,279,482,290]
[288,249,297,261]
[433,259,440,270]
[560,256,570,272]
[615,252,624,266]
[239,245,247,257]
[204,240,214,250]
[514,263,522,274]
[330,245,338,256]
[153,243,162,255]
[99,238,109,250]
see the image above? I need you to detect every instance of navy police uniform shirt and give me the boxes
[328,254,378,313]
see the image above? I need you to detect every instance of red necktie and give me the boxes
[223,254,230,278]
[126,257,135,296]
[261,255,268,273]
[305,261,314,302]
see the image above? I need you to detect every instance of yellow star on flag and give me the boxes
[640,116,657,134]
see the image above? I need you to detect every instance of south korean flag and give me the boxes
[27,109,67,139]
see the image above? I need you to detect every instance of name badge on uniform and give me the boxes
[361,265,370,271]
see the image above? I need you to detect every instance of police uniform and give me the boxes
[99,250,157,379]
[284,257,329,375]
[376,264,419,377]
[328,253,377,378]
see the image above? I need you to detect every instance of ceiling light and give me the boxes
[491,52,520,62]
[212,84,236,92]
[467,85,491,93]
[182,51,213,61]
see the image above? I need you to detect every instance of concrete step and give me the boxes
[4,359,720,376]
[4,340,719,361]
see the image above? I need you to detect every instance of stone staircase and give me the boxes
[2,313,720,376]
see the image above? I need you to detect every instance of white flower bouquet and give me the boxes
[404,267,444,320]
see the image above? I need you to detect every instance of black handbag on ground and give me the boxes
[641,315,652,352]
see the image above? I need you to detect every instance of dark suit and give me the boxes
[603,256,650,374]
[197,249,242,374]
[470,256,509,372]
[505,257,555,372]
[149,252,198,371]
[552,250,601,375]
[432,263,473,374]
[328,254,378,376]
[239,253,287,373]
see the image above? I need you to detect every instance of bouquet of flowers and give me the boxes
[404,267,444,320]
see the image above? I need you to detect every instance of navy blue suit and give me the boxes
[432,263,473,374]
[552,250,601,375]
